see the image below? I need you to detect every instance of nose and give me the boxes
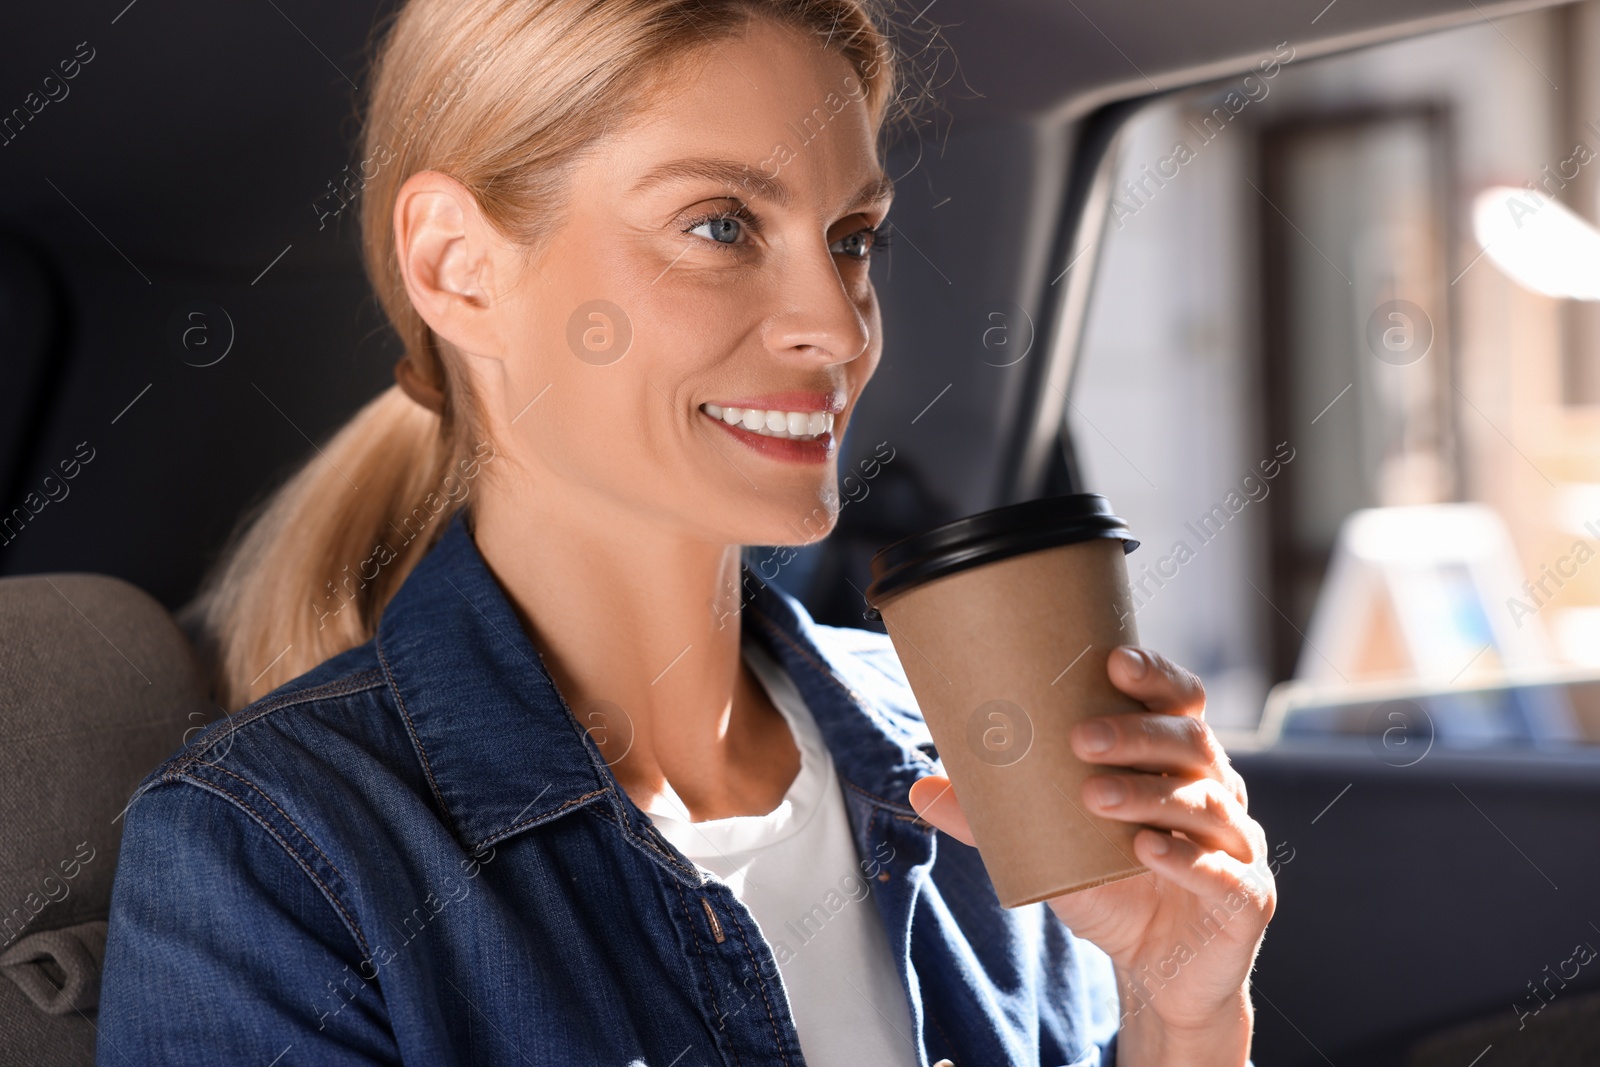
[759,240,872,366]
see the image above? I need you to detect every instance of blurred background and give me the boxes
[1069,4,1600,735]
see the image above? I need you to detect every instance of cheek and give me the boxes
[512,286,745,480]
[631,283,753,376]
[491,295,642,479]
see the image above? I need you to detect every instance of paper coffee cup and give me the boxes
[864,493,1149,908]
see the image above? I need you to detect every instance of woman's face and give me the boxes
[470,18,891,549]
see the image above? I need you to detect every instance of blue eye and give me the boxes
[830,225,888,259]
[689,215,744,244]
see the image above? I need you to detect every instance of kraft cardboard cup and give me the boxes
[864,493,1149,908]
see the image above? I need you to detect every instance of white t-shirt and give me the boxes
[640,639,920,1067]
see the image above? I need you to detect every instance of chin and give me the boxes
[712,494,840,550]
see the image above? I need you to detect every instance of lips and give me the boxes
[694,390,845,465]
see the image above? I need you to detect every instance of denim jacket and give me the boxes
[97,512,1126,1066]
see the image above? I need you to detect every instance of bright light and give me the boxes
[1471,184,1600,301]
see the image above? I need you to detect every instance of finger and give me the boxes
[1084,773,1264,865]
[908,774,978,847]
[1071,706,1228,783]
[1107,647,1205,717]
[1101,648,1250,805]
[1132,828,1277,930]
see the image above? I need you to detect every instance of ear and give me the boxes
[394,170,507,361]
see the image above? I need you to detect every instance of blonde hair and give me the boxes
[186,0,902,710]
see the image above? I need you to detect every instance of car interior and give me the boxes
[5,0,1600,1063]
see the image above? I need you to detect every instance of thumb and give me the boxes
[908,774,978,847]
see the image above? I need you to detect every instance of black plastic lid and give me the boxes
[863,492,1138,619]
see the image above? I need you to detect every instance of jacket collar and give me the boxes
[376,512,934,873]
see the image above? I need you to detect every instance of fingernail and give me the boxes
[1089,777,1125,807]
[1118,647,1149,679]
[1147,832,1170,856]
[1079,719,1115,753]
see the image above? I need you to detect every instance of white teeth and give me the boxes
[699,404,835,440]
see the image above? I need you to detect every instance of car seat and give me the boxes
[0,574,212,1067]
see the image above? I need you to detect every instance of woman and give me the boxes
[97,1,1274,1063]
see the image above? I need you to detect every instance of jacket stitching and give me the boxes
[636,829,702,877]
[594,795,705,883]
[841,777,923,819]
[672,880,743,1067]
[200,762,364,921]
[890,809,934,829]
[473,788,613,852]
[172,669,386,771]
[719,903,794,1067]
[376,643,456,835]
[632,827,696,874]
[173,776,373,963]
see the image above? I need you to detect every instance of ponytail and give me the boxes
[187,385,488,709]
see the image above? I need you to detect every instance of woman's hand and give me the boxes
[908,646,1274,1066]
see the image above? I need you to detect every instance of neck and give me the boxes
[470,474,798,821]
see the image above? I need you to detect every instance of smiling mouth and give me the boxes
[699,403,835,441]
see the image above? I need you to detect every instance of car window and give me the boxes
[1070,7,1600,736]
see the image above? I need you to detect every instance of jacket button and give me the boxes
[876,869,890,882]
[933,1060,955,1066]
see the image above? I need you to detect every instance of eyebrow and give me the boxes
[631,157,894,212]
